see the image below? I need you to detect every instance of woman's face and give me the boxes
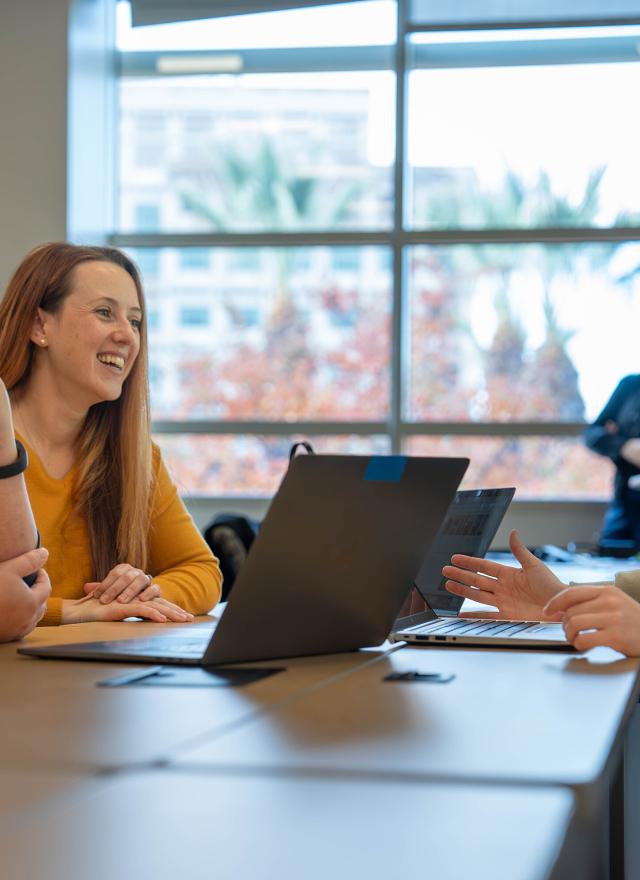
[36,261,143,409]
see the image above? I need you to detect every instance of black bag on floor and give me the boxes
[204,515,260,602]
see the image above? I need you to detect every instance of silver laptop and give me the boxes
[19,454,469,667]
[414,487,515,609]
[391,489,571,650]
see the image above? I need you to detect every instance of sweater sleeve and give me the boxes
[584,376,638,462]
[147,448,222,615]
[38,595,63,627]
[614,570,640,604]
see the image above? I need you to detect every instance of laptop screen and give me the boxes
[414,487,515,615]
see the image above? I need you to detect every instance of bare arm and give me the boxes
[0,381,38,560]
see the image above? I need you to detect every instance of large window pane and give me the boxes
[407,243,640,422]
[118,71,395,232]
[115,12,640,501]
[406,436,613,501]
[129,247,392,421]
[408,51,640,229]
[158,434,390,496]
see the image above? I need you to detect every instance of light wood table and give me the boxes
[172,643,640,879]
[0,617,392,772]
[171,645,640,786]
[0,767,575,880]
[0,767,92,822]
[3,619,636,879]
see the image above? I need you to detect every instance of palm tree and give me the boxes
[180,138,361,232]
[419,166,616,421]
[529,293,585,421]
[177,137,367,419]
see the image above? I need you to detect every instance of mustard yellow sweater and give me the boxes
[17,435,222,625]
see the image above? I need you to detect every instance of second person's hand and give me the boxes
[442,529,566,620]
[544,585,640,655]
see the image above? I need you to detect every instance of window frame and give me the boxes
[112,0,640,498]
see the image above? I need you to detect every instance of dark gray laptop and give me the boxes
[391,486,572,650]
[19,454,468,667]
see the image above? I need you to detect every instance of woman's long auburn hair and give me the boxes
[0,242,152,580]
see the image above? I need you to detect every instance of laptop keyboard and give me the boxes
[404,618,541,637]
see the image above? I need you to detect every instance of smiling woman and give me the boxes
[0,243,222,626]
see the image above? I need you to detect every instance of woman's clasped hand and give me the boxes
[85,562,172,605]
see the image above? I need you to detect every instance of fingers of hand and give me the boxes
[572,629,610,652]
[103,595,192,623]
[138,583,160,602]
[9,547,49,578]
[93,564,131,600]
[563,612,614,644]
[443,566,500,606]
[128,602,168,623]
[103,600,167,623]
[121,598,191,623]
[98,568,148,604]
[117,572,153,604]
[443,565,491,589]
[542,610,565,622]
[444,579,499,607]
[31,570,52,602]
[544,586,610,616]
[26,571,51,626]
[508,530,536,568]
[447,555,504,579]
[34,602,48,626]
[152,597,193,622]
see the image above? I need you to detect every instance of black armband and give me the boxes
[0,440,28,480]
[23,530,41,588]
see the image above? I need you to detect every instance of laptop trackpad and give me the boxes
[98,666,285,688]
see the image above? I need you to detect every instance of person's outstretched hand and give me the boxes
[442,529,566,620]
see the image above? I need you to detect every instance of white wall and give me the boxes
[183,495,609,551]
[0,0,71,288]
[0,0,114,290]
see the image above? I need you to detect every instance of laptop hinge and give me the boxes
[393,605,438,631]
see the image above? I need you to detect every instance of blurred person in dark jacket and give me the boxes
[585,374,640,548]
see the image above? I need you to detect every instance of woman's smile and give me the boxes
[96,351,127,373]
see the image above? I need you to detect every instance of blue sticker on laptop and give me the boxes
[365,456,407,482]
